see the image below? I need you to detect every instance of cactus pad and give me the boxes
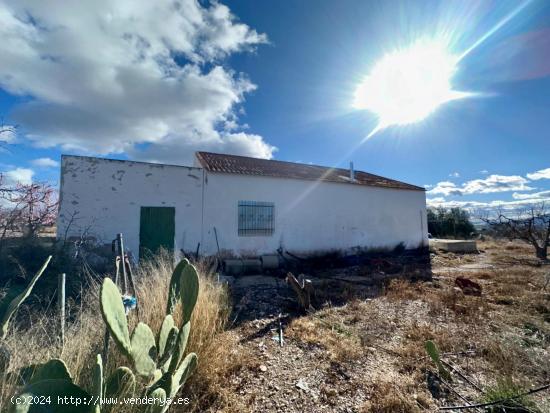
[173,352,197,389]
[166,259,189,315]
[100,278,132,358]
[28,358,72,385]
[158,315,175,355]
[180,264,199,324]
[130,322,157,377]
[92,354,103,413]
[168,321,190,373]
[158,327,178,369]
[144,387,167,413]
[10,379,93,413]
[425,340,451,380]
[105,367,135,400]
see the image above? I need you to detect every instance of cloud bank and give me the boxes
[527,168,550,181]
[30,157,59,168]
[3,168,34,185]
[428,174,534,197]
[427,167,550,211]
[0,0,275,163]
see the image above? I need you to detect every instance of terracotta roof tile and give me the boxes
[196,152,424,191]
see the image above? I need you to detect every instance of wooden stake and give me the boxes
[58,273,66,345]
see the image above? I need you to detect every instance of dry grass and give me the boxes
[0,252,233,412]
[278,239,549,412]
[286,304,364,362]
[1,239,549,412]
[360,381,427,412]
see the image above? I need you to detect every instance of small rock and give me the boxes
[296,378,309,391]
[455,276,482,296]
[259,364,268,372]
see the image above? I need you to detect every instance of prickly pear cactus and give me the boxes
[100,277,132,358]
[166,259,189,315]
[95,259,201,411]
[425,340,451,381]
[1,256,52,339]
[158,327,178,370]
[172,352,197,393]
[10,355,138,413]
[158,315,175,355]
[9,379,94,413]
[92,355,103,413]
[168,322,190,374]
[29,358,72,384]
[180,264,199,324]
[105,367,135,400]
[145,388,168,413]
[130,322,157,377]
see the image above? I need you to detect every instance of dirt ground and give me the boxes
[206,240,550,412]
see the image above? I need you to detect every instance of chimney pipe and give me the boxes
[350,161,355,182]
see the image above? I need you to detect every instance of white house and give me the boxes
[57,152,428,258]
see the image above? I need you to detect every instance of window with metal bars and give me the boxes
[238,201,274,236]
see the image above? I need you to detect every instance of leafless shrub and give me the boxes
[0,175,57,255]
[480,203,550,261]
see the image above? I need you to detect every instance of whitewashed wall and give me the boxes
[57,155,427,258]
[57,156,204,258]
[200,172,428,256]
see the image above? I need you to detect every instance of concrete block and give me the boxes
[429,239,477,253]
[223,258,262,275]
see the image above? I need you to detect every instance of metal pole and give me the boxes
[58,273,66,345]
[117,233,128,294]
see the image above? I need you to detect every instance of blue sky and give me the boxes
[1,0,549,211]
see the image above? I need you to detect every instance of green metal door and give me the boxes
[139,206,175,259]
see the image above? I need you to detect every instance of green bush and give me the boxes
[428,207,476,239]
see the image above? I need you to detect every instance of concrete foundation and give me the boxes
[430,239,478,253]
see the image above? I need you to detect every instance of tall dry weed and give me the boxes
[0,252,231,412]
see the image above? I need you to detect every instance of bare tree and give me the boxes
[480,203,550,261]
[0,174,58,248]
[9,182,57,238]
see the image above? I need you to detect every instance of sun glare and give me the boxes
[354,39,470,135]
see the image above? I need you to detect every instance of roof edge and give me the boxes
[195,151,425,191]
[61,154,202,170]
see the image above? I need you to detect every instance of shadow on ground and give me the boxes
[227,248,433,340]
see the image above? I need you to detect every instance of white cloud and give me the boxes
[0,1,273,162]
[426,197,446,205]
[480,169,489,174]
[427,181,462,196]
[128,131,276,165]
[449,172,460,178]
[462,175,533,194]
[527,167,550,180]
[427,195,550,212]
[31,157,59,168]
[3,167,34,185]
[428,174,534,196]
[512,190,550,200]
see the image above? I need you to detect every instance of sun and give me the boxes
[353,39,470,134]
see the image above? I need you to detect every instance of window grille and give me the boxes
[238,201,274,236]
